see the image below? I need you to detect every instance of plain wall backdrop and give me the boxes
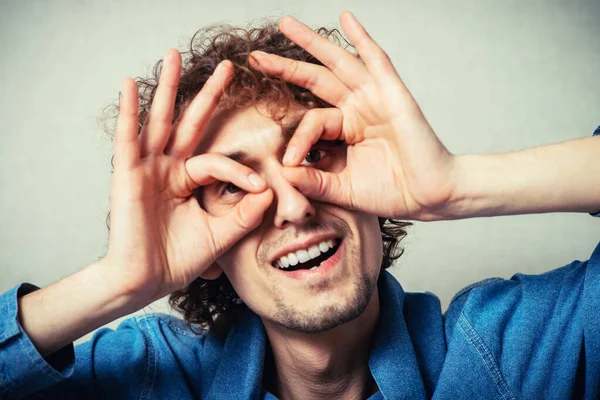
[0,0,599,345]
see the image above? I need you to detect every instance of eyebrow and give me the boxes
[222,115,303,168]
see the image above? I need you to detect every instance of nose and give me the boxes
[270,173,316,228]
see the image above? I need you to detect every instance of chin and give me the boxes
[270,270,376,334]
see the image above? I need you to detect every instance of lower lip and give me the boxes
[274,240,343,280]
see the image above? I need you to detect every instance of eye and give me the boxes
[222,182,243,196]
[300,149,327,166]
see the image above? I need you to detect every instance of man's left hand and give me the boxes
[250,12,460,221]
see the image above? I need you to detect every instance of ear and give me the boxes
[200,262,224,280]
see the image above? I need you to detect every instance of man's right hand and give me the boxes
[105,49,273,304]
[14,50,272,358]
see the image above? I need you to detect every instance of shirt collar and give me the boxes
[369,270,428,399]
[206,308,267,399]
[206,270,428,399]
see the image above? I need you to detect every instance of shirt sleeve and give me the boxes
[0,283,152,399]
[444,240,600,399]
[590,125,600,217]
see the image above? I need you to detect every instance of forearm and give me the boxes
[17,259,147,357]
[450,135,600,219]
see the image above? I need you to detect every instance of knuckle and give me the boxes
[208,157,230,178]
[202,153,221,165]
[282,60,300,81]
[121,108,138,118]
[235,204,253,231]
[189,155,213,177]
[314,171,328,196]
[303,72,321,92]
[206,223,225,256]
[200,80,221,100]
[375,51,392,65]
[303,108,321,126]
[151,120,171,134]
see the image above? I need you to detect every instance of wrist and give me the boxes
[411,154,479,221]
[443,154,494,219]
[93,256,162,310]
[17,259,152,357]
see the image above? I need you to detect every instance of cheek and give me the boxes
[217,239,251,275]
[356,214,384,271]
[216,233,262,292]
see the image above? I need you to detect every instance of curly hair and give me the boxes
[108,21,412,338]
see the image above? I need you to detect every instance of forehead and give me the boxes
[196,105,304,158]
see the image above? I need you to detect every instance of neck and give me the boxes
[262,289,380,400]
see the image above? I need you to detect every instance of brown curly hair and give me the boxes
[108,21,412,338]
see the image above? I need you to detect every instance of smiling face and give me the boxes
[197,104,383,334]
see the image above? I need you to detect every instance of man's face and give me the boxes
[197,104,383,333]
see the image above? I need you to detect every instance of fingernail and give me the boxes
[283,147,296,165]
[248,173,265,188]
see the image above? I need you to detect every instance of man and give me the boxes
[1,11,599,399]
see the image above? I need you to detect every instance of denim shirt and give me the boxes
[1,128,599,400]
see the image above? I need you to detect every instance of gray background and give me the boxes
[0,0,599,345]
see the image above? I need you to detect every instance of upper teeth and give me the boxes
[275,239,336,269]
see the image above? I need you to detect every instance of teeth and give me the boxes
[297,250,310,263]
[274,239,338,269]
[308,245,320,259]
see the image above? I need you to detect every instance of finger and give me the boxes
[113,78,140,170]
[208,189,274,254]
[281,167,355,209]
[185,153,267,192]
[166,60,234,158]
[249,52,350,107]
[283,108,343,166]
[339,12,396,76]
[278,16,370,89]
[139,49,182,157]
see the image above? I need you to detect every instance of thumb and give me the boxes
[281,167,355,209]
[207,189,274,254]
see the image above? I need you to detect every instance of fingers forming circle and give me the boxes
[284,108,343,166]
[185,153,267,192]
[206,189,274,255]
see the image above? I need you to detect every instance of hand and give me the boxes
[250,12,460,221]
[105,50,273,302]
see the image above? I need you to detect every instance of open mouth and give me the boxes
[272,238,342,272]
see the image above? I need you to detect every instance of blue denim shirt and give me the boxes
[1,128,599,400]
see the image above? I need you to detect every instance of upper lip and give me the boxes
[269,233,341,264]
